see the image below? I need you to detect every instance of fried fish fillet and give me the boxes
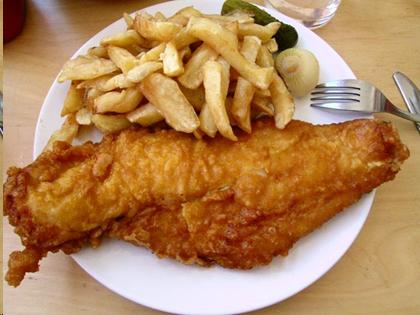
[4,119,409,286]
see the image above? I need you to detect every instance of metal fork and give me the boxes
[310,79,420,123]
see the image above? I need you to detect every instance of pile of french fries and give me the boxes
[46,6,294,150]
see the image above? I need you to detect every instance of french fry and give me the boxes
[138,42,166,63]
[101,73,136,91]
[87,46,108,58]
[256,45,274,67]
[94,86,143,113]
[218,57,230,99]
[168,13,190,26]
[123,13,134,29]
[231,36,262,133]
[177,43,218,89]
[134,12,182,42]
[58,8,297,139]
[162,42,184,77]
[84,88,105,112]
[269,74,294,129]
[141,39,162,49]
[100,30,144,47]
[175,6,202,18]
[154,11,167,21]
[107,46,139,74]
[219,11,254,24]
[255,88,271,98]
[179,46,191,61]
[140,73,199,133]
[202,60,237,141]
[76,73,116,91]
[256,46,294,129]
[61,82,85,116]
[168,6,202,25]
[126,102,164,126]
[187,17,273,90]
[125,44,147,56]
[203,13,254,24]
[224,21,239,35]
[179,85,204,111]
[172,28,199,49]
[225,96,236,125]
[264,38,278,53]
[238,22,280,42]
[252,95,274,116]
[58,56,118,83]
[126,61,163,83]
[44,114,79,151]
[199,103,217,137]
[75,107,93,125]
[92,114,131,134]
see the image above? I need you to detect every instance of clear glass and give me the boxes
[267,0,342,29]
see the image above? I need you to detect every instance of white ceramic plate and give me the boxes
[33,1,373,314]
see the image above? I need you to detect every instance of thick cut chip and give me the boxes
[269,74,294,129]
[179,85,205,111]
[238,22,280,42]
[76,74,115,91]
[231,36,261,133]
[91,114,131,134]
[140,73,199,133]
[101,73,136,91]
[87,46,108,58]
[126,61,163,83]
[252,95,274,116]
[61,82,85,116]
[256,48,295,129]
[100,30,144,47]
[44,114,79,151]
[168,6,202,26]
[202,60,237,141]
[123,12,134,29]
[203,13,254,24]
[172,28,199,49]
[134,12,182,42]
[255,88,271,98]
[256,45,274,67]
[94,86,143,113]
[107,46,139,74]
[162,42,184,77]
[75,107,93,125]
[199,103,217,137]
[138,43,166,63]
[177,43,218,89]
[264,38,278,53]
[126,102,164,126]
[154,11,167,21]
[58,56,118,82]
[187,17,273,90]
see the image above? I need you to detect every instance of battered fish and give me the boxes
[4,119,409,286]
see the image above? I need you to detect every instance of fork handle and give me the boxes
[385,100,420,123]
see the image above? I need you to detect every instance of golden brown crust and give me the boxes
[3,119,410,286]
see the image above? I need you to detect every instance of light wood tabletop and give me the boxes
[3,0,420,314]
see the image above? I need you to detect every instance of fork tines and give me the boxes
[311,81,361,103]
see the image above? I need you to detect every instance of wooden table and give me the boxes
[3,0,420,314]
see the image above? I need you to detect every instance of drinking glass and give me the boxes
[266,0,342,29]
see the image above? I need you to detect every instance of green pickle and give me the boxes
[221,0,298,51]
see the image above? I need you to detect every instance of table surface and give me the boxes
[3,0,420,314]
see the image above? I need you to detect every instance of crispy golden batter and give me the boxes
[4,119,409,286]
